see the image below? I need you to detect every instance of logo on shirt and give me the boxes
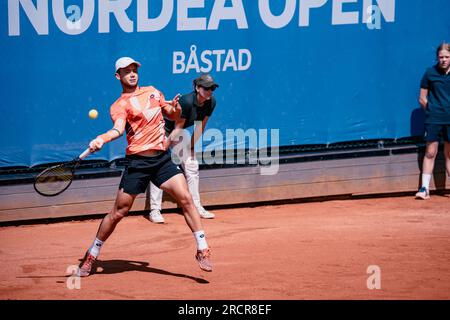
[149,91,161,102]
[142,90,162,121]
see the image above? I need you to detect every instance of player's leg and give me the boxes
[161,173,203,231]
[416,141,438,199]
[416,123,440,200]
[78,157,148,276]
[96,189,136,241]
[159,173,213,271]
[149,182,165,223]
[78,189,136,277]
[422,141,439,174]
[182,156,215,219]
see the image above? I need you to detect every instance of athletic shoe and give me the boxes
[415,187,430,200]
[149,209,165,223]
[78,251,96,277]
[195,248,213,272]
[197,207,215,219]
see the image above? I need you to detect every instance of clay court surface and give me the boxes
[0,195,449,300]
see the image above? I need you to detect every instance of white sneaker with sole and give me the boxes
[149,209,165,223]
[415,187,430,200]
[197,206,215,219]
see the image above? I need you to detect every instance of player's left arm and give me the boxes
[162,94,181,120]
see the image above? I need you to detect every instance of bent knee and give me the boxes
[177,191,194,208]
[110,208,128,222]
[425,151,437,159]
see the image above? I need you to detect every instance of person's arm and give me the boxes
[167,117,187,147]
[89,118,126,152]
[191,117,209,150]
[419,69,429,111]
[190,99,215,155]
[161,94,181,120]
[419,88,428,110]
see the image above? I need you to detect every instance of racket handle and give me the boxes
[79,148,91,160]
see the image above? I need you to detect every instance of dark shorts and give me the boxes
[119,151,182,195]
[424,123,450,142]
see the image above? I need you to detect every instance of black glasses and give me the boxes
[201,86,216,92]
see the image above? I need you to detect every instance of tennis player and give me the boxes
[77,57,213,276]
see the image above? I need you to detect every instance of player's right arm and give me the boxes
[419,70,429,111]
[419,88,428,110]
[89,118,126,152]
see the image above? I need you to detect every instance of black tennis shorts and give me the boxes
[119,151,182,195]
[425,123,450,142]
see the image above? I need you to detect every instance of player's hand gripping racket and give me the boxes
[33,148,91,196]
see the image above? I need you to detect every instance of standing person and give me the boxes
[415,43,450,199]
[148,74,219,223]
[77,57,213,276]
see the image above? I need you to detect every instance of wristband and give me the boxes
[112,128,121,136]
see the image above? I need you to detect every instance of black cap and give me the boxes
[193,74,219,89]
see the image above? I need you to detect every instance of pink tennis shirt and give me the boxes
[109,86,169,155]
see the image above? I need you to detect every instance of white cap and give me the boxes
[115,57,141,73]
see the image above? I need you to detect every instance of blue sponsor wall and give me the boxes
[0,0,448,167]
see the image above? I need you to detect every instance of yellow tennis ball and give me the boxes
[88,109,98,119]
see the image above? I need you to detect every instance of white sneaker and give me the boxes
[415,187,430,200]
[197,206,215,219]
[149,209,165,223]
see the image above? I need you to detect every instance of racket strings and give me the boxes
[34,165,74,195]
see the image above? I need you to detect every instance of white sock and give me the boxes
[193,230,208,250]
[88,238,104,258]
[421,174,432,190]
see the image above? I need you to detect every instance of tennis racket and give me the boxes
[33,148,91,196]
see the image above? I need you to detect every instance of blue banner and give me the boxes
[0,0,448,167]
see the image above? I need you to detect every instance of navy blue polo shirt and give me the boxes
[420,64,450,124]
[165,91,216,133]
